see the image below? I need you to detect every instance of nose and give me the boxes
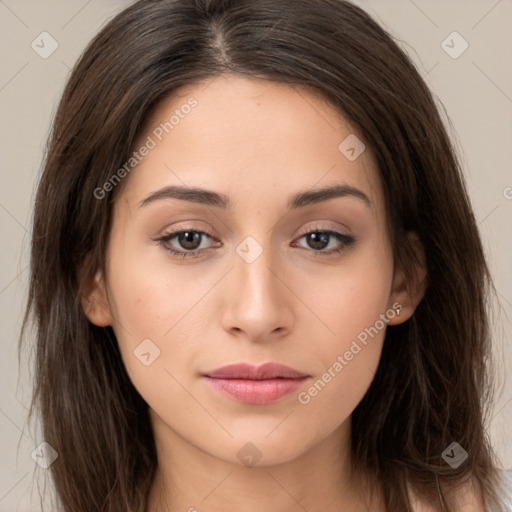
[221,241,294,343]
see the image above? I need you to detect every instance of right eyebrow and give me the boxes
[287,183,372,209]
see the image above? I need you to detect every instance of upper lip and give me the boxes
[203,363,310,380]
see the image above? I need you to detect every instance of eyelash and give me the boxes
[153,226,356,260]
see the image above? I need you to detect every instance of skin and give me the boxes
[82,74,431,511]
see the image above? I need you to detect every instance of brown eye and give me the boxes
[155,228,219,259]
[175,231,202,250]
[304,232,331,250]
[293,230,356,255]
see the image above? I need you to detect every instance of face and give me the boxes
[83,74,416,466]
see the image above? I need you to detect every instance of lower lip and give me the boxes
[203,376,309,404]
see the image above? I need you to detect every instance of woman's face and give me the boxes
[84,74,413,466]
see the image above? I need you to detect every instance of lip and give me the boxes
[202,363,310,405]
[204,363,309,380]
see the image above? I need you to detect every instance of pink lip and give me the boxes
[202,363,310,405]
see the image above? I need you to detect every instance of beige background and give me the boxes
[0,1,511,510]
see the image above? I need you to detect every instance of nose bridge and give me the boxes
[237,236,277,301]
[223,234,292,340]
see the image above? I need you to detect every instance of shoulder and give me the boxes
[410,479,486,512]
[409,469,512,512]
[411,470,512,511]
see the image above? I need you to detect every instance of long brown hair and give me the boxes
[20,0,504,510]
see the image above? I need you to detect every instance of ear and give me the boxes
[80,269,113,327]
[387,231,428,325]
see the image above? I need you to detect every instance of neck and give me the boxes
[146,411,385,512]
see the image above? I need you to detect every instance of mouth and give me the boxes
[201,362,311,405]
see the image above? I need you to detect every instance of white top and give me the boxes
[498,469,512,512]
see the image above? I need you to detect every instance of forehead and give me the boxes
[120,74,383,214]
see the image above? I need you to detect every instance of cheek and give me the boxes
[104,237,216,393]
[292,241,393,423]
[106,256,207,416]
[292,310,389,446]
[107,236,217,342]
[298,240,393,351]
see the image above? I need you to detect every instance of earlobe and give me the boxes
[387,232,428,325]
[80,269,113,327]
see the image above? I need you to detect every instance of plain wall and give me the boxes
[0,1,511,510]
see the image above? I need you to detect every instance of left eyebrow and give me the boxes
[287,183,371,209]
[138,183,372,210]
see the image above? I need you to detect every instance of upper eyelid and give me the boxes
[296,222,349,236]
[160,219,351,236]
[159,225,349,239]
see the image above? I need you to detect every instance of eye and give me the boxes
[154,228,220,259]
[293,229,356,256]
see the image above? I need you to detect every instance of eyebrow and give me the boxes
[138,183,371,210]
